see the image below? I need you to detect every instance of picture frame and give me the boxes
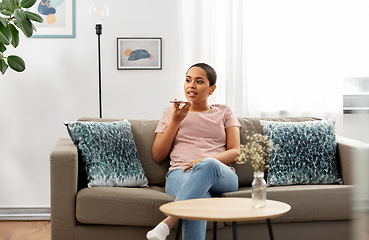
[29,0,76,38]
[117,38,162,70]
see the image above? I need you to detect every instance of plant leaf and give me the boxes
[7,55,25,72]
[0,58,9,74]
[0,42,7,53]
[0,1,13,18]
[9,24,19,48]
[11,0,19,8]
[0,18,8,27]
[2,0,15,12]
[0,23,12,45]
[24,11,43,23]
[20,0,37,8]
[2,0,13,10]
[14,9,26,21]
[13,19,33,37]
[30,21,36,32]
[0,9,13,16]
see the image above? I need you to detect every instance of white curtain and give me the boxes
[177,0,344,134]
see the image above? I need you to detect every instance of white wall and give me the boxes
[245,0,369,135]
[0,0,179,207]
[1,0,369,209]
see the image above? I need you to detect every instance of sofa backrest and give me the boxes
[78,116,322,188]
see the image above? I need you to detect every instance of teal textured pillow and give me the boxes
[260,118,342,186]
[65,120,148,187]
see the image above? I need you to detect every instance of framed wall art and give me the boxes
[117,38,162,70]
[29,0,76,38]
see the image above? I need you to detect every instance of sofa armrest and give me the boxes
[50,138,79,240]
[336,136,369,185]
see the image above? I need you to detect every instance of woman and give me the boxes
[147,63,241,240]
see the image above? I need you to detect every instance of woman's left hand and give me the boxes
[183,157,206,172]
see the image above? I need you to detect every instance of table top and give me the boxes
[159,198,291,222]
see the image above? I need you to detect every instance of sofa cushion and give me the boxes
[76,186,174,227]
[222,185,353,223]
[65,120,148,187]
[260,119,342,186]
[234,117,322,187]
[77,118,170,187]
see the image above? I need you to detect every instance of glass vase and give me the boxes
[252,172,267,208]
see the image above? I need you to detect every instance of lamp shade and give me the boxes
[89,1,109,24]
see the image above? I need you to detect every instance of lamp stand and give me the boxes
[95,24,103,118]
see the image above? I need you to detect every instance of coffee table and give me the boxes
[160,197,291,240]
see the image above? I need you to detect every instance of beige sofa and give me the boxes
[50,117,361,240]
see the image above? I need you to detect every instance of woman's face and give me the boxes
[184,67,215,104]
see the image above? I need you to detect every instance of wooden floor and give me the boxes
[0,221,51,240]
[0,218,368,240]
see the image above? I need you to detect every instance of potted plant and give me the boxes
[0,0,43,74]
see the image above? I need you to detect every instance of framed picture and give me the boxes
[117,38,162,70]
[29,0,76,38]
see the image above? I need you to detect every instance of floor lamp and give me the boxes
[89,1,109,118]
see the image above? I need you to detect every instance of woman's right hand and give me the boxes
[171,101,192,123]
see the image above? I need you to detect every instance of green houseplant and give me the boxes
[0,0,42,74]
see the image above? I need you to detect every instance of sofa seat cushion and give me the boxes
[223,185,353,223]
[76,186,174,227]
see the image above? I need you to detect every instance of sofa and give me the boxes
[50,116,364,240]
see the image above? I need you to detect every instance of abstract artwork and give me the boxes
[117,38,162,70]
[29,0,75,38]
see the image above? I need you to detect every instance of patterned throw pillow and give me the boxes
[65,120,148,187]
[260,118,342,186]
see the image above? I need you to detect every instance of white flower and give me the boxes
[236,131,277,172]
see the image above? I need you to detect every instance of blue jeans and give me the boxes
[165,158,239,240]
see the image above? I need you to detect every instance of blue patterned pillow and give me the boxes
[65,120,148,187]
[260,118,342,186]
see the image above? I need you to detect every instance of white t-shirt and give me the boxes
[155,104,241,171]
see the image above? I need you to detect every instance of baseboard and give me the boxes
[0,206,50,220]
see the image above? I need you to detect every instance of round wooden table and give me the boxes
[160,197,291,240]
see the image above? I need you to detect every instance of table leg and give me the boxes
[175,219,182,240]
[232,222,237,240]
[267,219,274,240]
[213,222,217,240]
